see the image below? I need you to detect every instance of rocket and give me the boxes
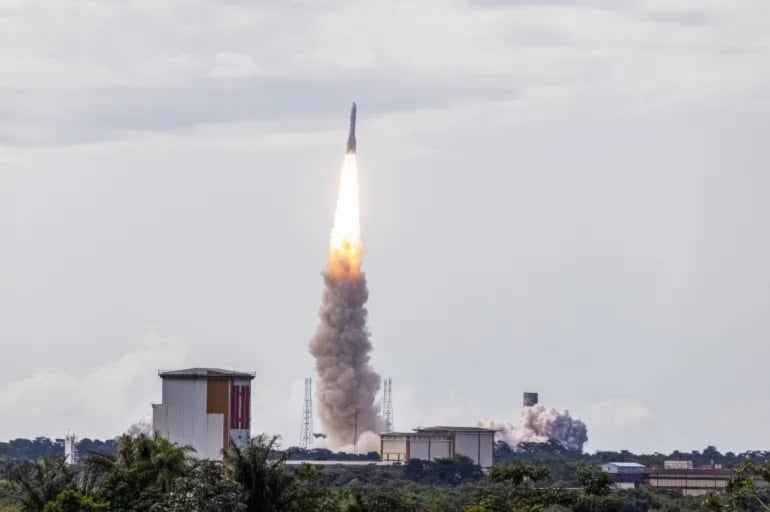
[346,102,357,154]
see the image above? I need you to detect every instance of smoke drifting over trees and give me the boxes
[480,404,588,452]
[125,412,153,437]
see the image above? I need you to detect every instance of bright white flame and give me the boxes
[328,153,362,275]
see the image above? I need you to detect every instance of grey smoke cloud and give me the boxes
[309,268,382,449]
[125,411,153,438]
[480,404,588,452]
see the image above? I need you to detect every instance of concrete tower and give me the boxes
[152,368,255,460]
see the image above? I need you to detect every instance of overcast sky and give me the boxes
[1,0,769,454]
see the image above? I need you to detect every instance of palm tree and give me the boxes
[227,434,295,512]
[84,433,195,511]
[11,457,76,512]
[148,436,195,492]
[85,434,193,489]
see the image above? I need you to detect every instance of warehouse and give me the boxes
[601,461,734,495]
[380,426,496,468]
[600,462,646,489]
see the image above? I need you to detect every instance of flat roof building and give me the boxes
[152,368,255,460]
[646,467,732,496]
[601,461,734,496]
[380,426,496,469]
[601,462,646,474]
[601,462,646,489]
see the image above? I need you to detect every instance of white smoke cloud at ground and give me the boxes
[317,430,381,454]
[309,269,383,450]
[125,411,153,437]
[479,404,588,452]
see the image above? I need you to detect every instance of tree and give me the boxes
[358,490,416,512]
[227,435,295,512]
[43,491,106,512]
[402,457,483,485]
[90,434,194,512]
[709,459,770,511]
[149,461,245,512]
[488,462,549,487]
[576,467,613,497]
[11,458,76,512]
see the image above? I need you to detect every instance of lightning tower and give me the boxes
[300,377,314,449]
[383,378,394,433]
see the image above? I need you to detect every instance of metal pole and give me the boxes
[354,411,358,454]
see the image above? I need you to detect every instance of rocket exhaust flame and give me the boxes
[328,153,362,277]
[310,105,382,450]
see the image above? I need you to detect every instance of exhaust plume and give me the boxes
[125,411,152,437]
[310,152,382,450]
[479,404,588,452]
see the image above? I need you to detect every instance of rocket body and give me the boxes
[346,102,357,154]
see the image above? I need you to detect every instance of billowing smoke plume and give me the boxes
[125,411,153,437]
[479,404,588,452]
[309,153,382,450]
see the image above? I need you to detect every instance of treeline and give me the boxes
[285,447,379,461]
[0,434,628,512]
[3,436,770,511]
[493,441,770,488]
[0,438,118,461]
[3,436,768,470]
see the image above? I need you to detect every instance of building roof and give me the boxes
[285,460,397,467]
[158,368,256,380]
[647,468,732,476]
[380,431,452,439]
[604,462,646,468]
[416,426,498,433]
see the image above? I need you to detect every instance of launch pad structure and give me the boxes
[299,375,394,448]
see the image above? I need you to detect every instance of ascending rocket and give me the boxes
[346,102,357,154]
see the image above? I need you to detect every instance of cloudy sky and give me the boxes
[1,0,769,454]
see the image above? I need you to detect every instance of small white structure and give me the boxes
[601,462,646,474]
[380,426,496,469]
[664,460,694,470]
[601,462,646,489]
[152,368,255,460]
[64,434,79,465]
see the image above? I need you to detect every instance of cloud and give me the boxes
[388,384,484,431]
[584,398,655,433]
[0,332,186,439]
[211,52,263,79]
[0,1,767,145]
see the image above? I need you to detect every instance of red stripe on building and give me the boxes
[244,386,250,429]
[230,383,237,428]
[229,383,251,430]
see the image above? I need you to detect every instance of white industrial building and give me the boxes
[380,426,496,468]
[601,462,646,474]
[152,368,255,461]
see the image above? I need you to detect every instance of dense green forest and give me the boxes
[1,435,769,511]
[0,439,119,462]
